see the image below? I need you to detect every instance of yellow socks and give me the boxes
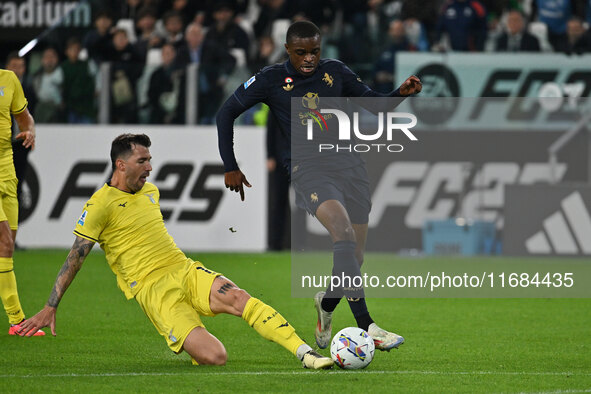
[242,297,305,356]
[0,257,25,325]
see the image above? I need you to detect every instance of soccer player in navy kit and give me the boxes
[217,21,421,351]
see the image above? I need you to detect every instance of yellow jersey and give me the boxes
[0,69,28,181]
[74,182,188,299]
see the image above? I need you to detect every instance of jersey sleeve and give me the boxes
[9,72,28,115]
[217,72,269,172]
[232,72,269,109]
[340,62,403,98]
[340,62,372,97]
[73,197,107,243]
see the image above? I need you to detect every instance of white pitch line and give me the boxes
[1,370,590,379]
[519,389,591,394]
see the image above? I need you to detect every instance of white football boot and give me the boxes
[368,322,404,351]
[314,291,333,349]
[301,350,334,369]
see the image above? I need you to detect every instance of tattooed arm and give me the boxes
[18,236,95,337]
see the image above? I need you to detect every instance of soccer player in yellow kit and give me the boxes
[0,68,43,336]
[18,133,332,368]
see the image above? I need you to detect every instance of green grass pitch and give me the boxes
[1,250,590,393]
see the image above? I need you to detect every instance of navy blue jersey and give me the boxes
[217,59,404,175]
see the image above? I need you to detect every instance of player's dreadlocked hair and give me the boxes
[110,133,151,170]
[286,21,321,44]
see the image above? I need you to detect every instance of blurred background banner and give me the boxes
[397,53,591,130]
[297,97,590,255]
[505,184,591,256]
[397,52,591,99]
[16,125,267,251]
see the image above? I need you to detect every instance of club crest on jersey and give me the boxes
[283,77,293,91]
[77,210,87,226]
[0,86,5,96]
[145,193,156,204]
[323,73,334,87]
[311,192,318,203]
[243,75,256,89]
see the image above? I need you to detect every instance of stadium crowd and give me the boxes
[4,0,591,126]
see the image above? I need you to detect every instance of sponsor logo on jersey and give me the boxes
[302,92,319,110]
[243,75,256,89]
[145,193,155,204]
[0,86,4,96]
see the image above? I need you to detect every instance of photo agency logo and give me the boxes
[302,95,418,153]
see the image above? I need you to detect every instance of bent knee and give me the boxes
[333,225,356,242]
[196,348,227,366]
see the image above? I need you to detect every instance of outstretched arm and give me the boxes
[18,236,95,337]
[217,94,252,201]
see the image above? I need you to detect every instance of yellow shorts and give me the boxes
[0,178,18,230]
[135,259,221,353]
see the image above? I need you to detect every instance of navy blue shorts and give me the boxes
[293,165,371,224]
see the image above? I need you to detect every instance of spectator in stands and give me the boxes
[374,19,416,93]
[176,22,237,124]
[435,0,488,51]
[61,37,97,124]
[5,52,35,223]
[291,0,338,33]
[250,35,277,74]
[147,43,185,124]
[204,2,250,55]
[159,10,185,49]
[531,0,574,52]
[253,0,291,39]
[402,0,442,46]
[564,16,591,53]
[133,7,162,62]
[339,0,374,63]
[105,29,143,124]
[170,0,200,27]
[116,0,143,21]
[175,23,206,66]
[495,9,541,52]
[83,11,114,64]
[32,47,64,123]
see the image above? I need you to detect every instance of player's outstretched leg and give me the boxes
[209,276,333,369]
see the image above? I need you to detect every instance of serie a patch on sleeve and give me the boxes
[243,75,256,89]
[77,210,87,226]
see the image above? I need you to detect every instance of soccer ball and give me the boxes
[330,327,375,369]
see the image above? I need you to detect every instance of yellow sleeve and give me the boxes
[73,198,108,243]
[9,71,27,115]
